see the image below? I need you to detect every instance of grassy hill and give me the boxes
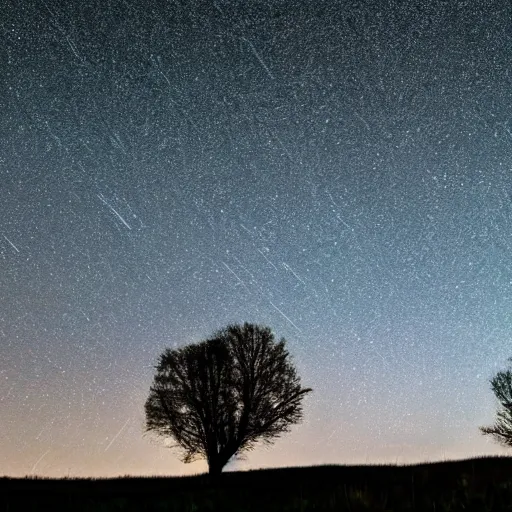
[3,455,512,511]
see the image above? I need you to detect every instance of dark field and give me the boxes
[3,456,512,511]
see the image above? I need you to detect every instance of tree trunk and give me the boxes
[207,441,239,479]
[208,459,223,476]
[207,452,225,478]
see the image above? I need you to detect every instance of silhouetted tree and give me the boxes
[480,358,512,446]
[144,322,312,475]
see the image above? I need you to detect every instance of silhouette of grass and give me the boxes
[2,455,512,511]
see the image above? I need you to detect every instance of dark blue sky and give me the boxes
[2,0,512,477]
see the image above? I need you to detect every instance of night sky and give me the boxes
[2,0,512,477]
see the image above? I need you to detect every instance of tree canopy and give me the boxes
[480,357,512,447]
[144,322,312,475]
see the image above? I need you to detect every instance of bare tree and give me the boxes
[144,322,312,475]
[480,357,512,446]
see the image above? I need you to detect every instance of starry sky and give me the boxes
[2,0,512,478]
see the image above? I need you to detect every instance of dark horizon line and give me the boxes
[3,453,512,481]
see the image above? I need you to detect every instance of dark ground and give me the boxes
[3,455,512,511]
